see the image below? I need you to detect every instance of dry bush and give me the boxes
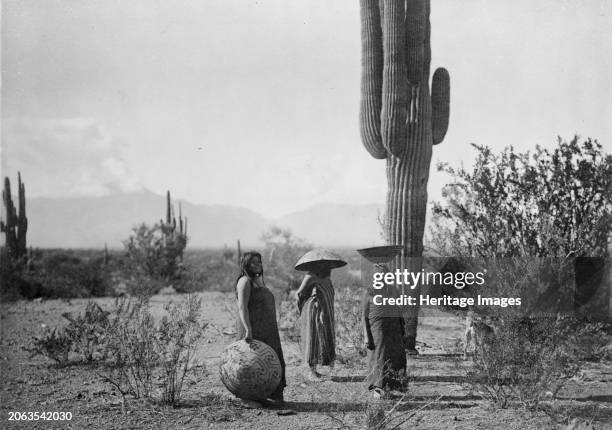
[100,295,207,406]
[102,297,158,399]
[560,418,596,430]
[173,265,208,293]
[335,285,368,362]
[325,368,439,430]
[123,223,186,282]
[62,301,110,362]
[28,328,73,366]
[467,316,580,410]
[198,259,238,293]
[2,249,116,300]
[28,300,111,364]
[122,273,167,297]
[261,226,311,295]
[157,295,208,405]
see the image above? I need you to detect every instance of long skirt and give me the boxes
[300,290,335,366]
[365,316,406,391]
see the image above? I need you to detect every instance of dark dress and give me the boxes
[362,285,407,391]
[236,277,286,398]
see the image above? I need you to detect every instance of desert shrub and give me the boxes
[123,273,167,297]
[62,301,110,362]
[0,248,44,300]
[102,297,159,398]
[261,226,311,295]
[188,258,237,293]
[101,295,207,406]
[430,137,611,408]
[554,317,610,362]
[124,223,187,282]
[172,265,208,293]
[27,301,111,365]
[335,284,368,361]
[431,136,611,259]
[157,295,207,405]
[28,328,73,366]
[467,316,580,410]
[324,369,438,430]
[33,251,113,298]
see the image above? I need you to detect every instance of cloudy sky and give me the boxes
[2,0,611,218]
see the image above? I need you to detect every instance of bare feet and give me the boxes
[239,399,264,409]
[370,388,388,400]
[267,395,285,406]
[307,370,322,381]
[304,365,322,381]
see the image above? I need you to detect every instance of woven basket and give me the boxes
[219,340,281,401]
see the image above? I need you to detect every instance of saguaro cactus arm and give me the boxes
[359,0,386,159]
[431,67,450,145]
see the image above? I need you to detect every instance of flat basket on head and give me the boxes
[294,249,347,272]
[356,245,404,264]
[219,340,282,401]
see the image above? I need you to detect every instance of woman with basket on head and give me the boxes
[359,246,407,399]
[235,251,286,406]
[295,249,346,380]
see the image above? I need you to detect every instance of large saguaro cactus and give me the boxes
[359,0,450,350]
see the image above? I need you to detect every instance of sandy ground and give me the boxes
[1,292,611,429]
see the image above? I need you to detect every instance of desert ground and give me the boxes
[1,291,611,430]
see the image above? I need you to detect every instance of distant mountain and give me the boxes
[275,203,385,247]
[27,190,268,249]
[25,191,387,249]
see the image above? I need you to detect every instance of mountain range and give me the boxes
[25,190,388,249]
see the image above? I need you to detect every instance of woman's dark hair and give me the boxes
[237,251,264,282]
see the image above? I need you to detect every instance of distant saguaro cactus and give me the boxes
[160,191,187,248]
[1,172,28,260]
[159,190,188,278]
[359,0,451,348]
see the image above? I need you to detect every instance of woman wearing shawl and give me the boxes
[295,250,346,380]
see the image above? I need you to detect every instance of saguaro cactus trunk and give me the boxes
[359,0,450,350]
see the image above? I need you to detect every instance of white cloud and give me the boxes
[1,118,143,197]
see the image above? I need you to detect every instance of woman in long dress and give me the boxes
[362,263,407,398]
[296,266,336,380]
[236,251,286,405]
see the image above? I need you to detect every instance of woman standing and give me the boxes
[236,251,286,405]
[295,249,346,380]
[358,247,407,399]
